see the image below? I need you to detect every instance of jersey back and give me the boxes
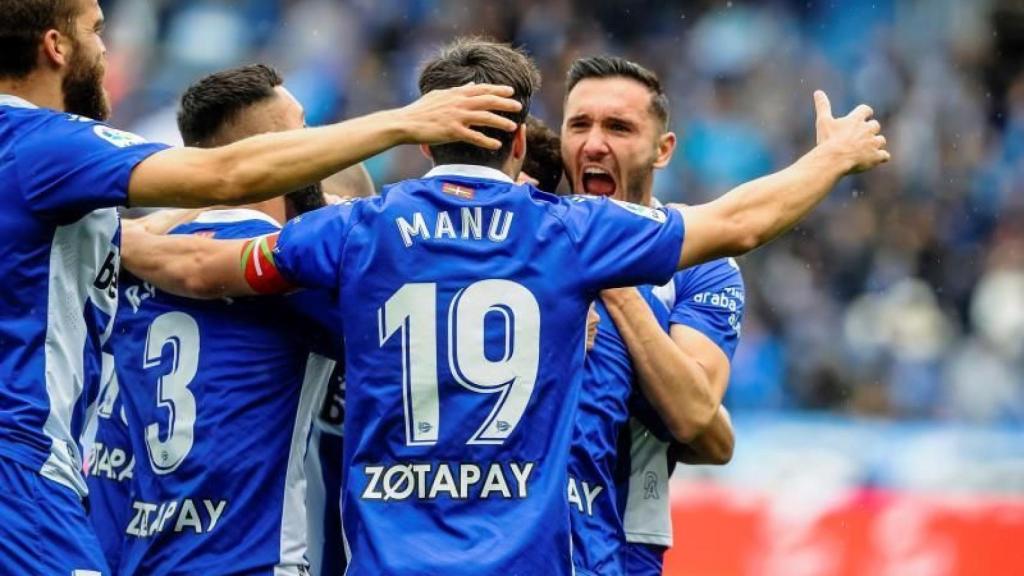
[114,212,336,575]
[569,287,669,576]
[0,96,166,495]
[273,167,685,575]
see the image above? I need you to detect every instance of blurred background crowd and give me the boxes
[96,0,1024,425]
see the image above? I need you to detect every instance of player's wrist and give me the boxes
[809,140,858,176]
[367,109,412,146]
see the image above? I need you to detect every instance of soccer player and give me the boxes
[106,64,357,576]
[0,1,520,571]
[560,56,746,575]
[118,37,887,574]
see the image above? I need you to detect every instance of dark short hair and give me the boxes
[419,37,540,168]
[177,64,283,147]
[0,0,78,79]
[566,56,670,129]
[523,115,564,194]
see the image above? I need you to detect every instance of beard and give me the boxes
[62,39,110,121]
[623,162,655,205]
[285,182,326,219]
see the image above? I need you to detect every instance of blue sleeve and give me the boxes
[15,113,168,219]
[558,196,683,292]
[669,259,745,360]
[274,203,356,290]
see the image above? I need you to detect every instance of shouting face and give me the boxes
[561,76,675,205]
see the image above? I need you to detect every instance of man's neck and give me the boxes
[0,75,64,112]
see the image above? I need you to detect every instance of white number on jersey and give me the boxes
[143,311,199,474]
[379,280,540,446]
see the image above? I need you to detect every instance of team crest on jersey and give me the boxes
[93,125,148,148]
[442,182,475,200]
[611,199,667,223]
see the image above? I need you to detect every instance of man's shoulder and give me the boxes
[674,257,744,291]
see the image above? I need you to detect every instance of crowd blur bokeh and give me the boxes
[100,0,1024,425]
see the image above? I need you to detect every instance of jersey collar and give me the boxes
[192,208,281,227]
[0,94,38,109]
[424,164,514,184]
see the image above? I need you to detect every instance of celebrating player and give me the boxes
[109,64,352,576]
[119,36,887,574]
[561,56,746,575]
[0,1,519,570]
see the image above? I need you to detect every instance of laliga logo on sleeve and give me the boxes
[93,125,148,148]
[610,198,667,223]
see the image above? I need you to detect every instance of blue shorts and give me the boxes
[624,542,665,576]
[0,456,111,575]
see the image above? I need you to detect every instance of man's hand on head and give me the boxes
[396,83,522,150]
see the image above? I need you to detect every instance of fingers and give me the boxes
[814,90,833,121]
[850,103,874,120]
[875,134,887,148]
[878,149,891,163]
[455,83,515,98]
[465,93,523,114]
[866,119,881,134]
[458,126,503,150]
[465,110,518,133]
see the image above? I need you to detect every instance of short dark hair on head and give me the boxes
[0,0,78,79]
[419,37,540,168]
[177,64,283,147]
[566,56,670,129]
[523,116,564,194]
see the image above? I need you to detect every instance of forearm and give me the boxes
[674,144,852,268]
[671,405,734,465]
[130,111,405,208]
[120,222,251,299]
[601,288,718,442]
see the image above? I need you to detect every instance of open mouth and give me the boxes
[581,167,617,197]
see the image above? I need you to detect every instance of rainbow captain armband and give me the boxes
[240,234,294,294]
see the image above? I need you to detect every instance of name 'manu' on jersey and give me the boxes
[0,95,167,497]
[270,164,685,575]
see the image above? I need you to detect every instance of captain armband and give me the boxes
[240,234,294,294]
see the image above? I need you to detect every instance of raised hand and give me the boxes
[396,83,523,150]
[814,90,890,173]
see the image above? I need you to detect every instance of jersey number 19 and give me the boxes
[379,279,540,446]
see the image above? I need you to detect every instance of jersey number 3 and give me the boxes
[379,279,540,446]
[143,311,199,474]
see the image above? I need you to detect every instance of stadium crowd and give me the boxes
[98,0,1024,424]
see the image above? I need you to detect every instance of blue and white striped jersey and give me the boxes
[0,94,166,497]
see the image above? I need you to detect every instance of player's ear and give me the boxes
[652,131,677,169]
[419,144,434,162]
[40,28,72,70]
[512,123,527,160]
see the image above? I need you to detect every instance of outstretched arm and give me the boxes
[673,90,889,269]
[120,220,269,299]
[128,84,520,208]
